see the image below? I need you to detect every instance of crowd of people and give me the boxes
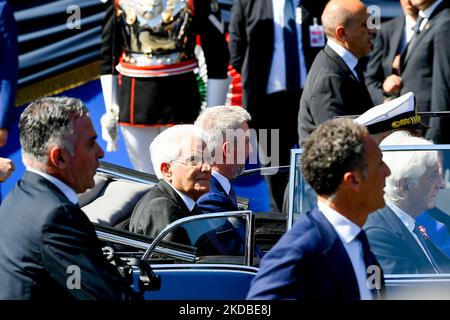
[0,0,449,300]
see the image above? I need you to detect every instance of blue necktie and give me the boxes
[284,0,300,92]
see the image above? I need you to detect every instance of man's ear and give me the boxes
[343,171,361,192]
[335,26,346,41]
[49,147,66,168]
[160,162,172,180]
[222,141,230,157]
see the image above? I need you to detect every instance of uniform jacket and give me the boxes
[100,0,229,126]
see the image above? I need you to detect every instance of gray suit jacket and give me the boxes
[365,16,405,105]
[398,2,450,142]
[364,206,450,274]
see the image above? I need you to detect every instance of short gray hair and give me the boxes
[301,118,368,196]
[150,124,206,179]
[19,97,88,164]
[380,130,438,203]
[194,105,251,152]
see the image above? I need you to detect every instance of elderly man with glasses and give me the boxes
[128,125,212,242]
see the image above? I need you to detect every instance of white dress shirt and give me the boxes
[327,39,359,80]
[387,202,439,273]
[318,200,373,300]
[405,14,417,45]
[165,181,196,212]
[27,168,79,205]
[267,0,307,93]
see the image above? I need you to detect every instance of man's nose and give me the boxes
[201,161,211,172]
[97,142,105,159]
[437,175,446,189]
[383,162,391,177]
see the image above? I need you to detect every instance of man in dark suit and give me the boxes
[229,0,327,167]
[0,97,130,300]
[298,0,376,146]
[229,0,327,212]
[365,0,419,105]
[247,119,391,299]
[195,106,252,213]
[398,0,450,143]
[364,130,450,274]
[129,125,211,242]
[195,106,264,257]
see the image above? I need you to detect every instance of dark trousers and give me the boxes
[249,90,301,211]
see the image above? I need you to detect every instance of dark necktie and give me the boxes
[412,224,441,273]
[354,60,366,83]
[357,230,385,299]
[191,203,202,215]
[400,15,425,69]
[284,0,300,92]
[228,186,238,208]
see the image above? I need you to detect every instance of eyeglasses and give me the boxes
[171,155,213,168]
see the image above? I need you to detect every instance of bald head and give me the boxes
[322,0,366,38]
[322,0,375,58]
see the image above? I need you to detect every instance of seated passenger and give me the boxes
[195,105,252,213]
[195,106,263,257]
[364,131,450,274]
[128,125,211,242]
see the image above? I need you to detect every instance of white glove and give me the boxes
[206,77,232,107]
[100,74,120,152]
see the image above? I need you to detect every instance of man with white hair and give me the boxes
[364,130,450,274]
[128,125,211,241]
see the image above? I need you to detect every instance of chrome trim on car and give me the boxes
[96,230,196,262]
[142,211,256,266]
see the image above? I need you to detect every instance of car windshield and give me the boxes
[288,145,450,275]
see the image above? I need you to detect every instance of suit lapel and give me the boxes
[310,208,361,299]
[324,45,360,83]
[381,207,438,270]
[391,18,406,56]
[210,175,237,208]
[402,2,447,67]
[22,171,74,205]
[158,180,192,215]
